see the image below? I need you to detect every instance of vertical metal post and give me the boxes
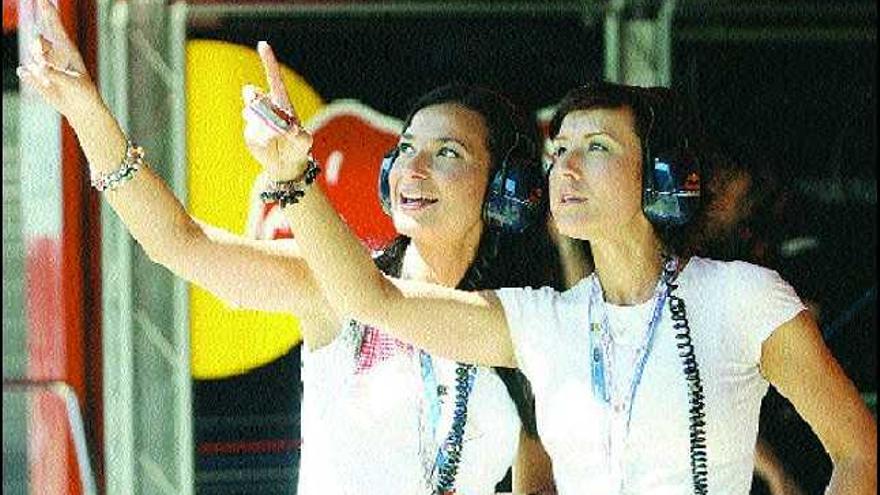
[604,0,677,87]
[657,0,677,86]
[604,0,625,83]
[98,2,137,493]
[169,3,194,493]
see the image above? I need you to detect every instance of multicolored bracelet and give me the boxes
[90,141,144,192]
[260,158,322,208]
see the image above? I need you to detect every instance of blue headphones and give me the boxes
[378,133,546,234]
[639,88,702,227]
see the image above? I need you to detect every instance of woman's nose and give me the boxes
[553,151,583,181]
[398,152,430,179]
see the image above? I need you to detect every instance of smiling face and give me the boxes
[388,103,492,243]
[548,106,651,241]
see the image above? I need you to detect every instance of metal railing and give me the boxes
[2,379,98,495]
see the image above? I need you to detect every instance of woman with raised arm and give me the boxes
[262,74,877,494]
[18,1,560,493]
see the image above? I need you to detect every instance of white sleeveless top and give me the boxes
[298,320,521,494]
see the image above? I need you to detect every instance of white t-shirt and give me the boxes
[496,257,806,495]
[298,320,521,495]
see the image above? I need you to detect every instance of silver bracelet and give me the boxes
[90,140,144,192]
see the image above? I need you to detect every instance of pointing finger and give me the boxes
[36,0,69,42]
[257,41,296,120]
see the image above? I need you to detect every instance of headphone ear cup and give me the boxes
[642,151,701,226]
[378,148,398,216]
[483,141,547,234]
[640,89,702,227]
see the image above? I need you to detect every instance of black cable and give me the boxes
[665,264,710,495]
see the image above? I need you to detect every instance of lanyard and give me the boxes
[589,277,669,428]
[588,256,679,487]
[420,352,477,494]
[421,352,442,441]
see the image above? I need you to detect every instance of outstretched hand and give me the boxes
[16,0,101,122]
[242,41,313,181]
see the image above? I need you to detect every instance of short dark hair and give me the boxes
[549,81,716,256]
[375,84,561,437]
[549,81,657,144]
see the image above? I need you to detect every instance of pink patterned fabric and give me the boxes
[355,324,413,374]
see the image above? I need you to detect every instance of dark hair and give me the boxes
[549,81,716,256]
[404,84,542,173]
[375,84,562,437]
[549,81,657,148]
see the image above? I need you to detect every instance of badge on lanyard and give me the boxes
[590,322,610,403]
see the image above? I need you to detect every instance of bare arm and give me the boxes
[17,0,338,346]
[78,108,327,317]
[760,311,877,495]
[512,429,556,494]
[77,109,337,334]
[753,437,804,495]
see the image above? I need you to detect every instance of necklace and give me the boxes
[588,255,679,490]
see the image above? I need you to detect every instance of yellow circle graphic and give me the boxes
[186,40,323,379]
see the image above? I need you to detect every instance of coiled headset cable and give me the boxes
[664,260,709,495]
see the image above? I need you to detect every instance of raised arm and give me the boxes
[16,0,338,341]
[246,42,516,367]
[760,310,877,495]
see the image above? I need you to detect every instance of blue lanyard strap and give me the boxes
[588,256,680,428]
[421,351,442,440]
[589,322,609,403]
[624,285,668,429]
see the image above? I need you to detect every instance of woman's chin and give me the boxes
[392,215,474,244]
[392,215,431,238]
[552,213,591,239]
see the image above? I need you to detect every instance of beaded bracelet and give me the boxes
[260,158,322,208]
[90,141,144,192]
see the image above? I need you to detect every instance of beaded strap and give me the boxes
[260,158,322,208]
[90,141,144,192]
[434,363,478,494]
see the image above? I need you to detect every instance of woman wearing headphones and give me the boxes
[265,80,877,494]
[19,1,559,493]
